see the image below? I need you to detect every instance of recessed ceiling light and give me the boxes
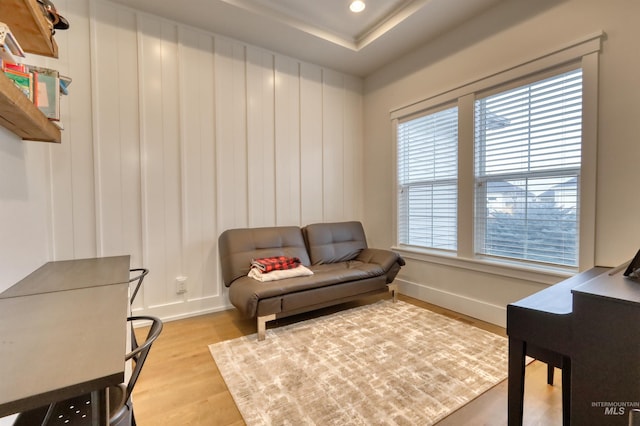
[350,0,366,13]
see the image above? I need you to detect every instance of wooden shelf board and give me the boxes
[0,73,61,143]
[0,0,58,58]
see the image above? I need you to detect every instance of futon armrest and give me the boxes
[356,248,405,272]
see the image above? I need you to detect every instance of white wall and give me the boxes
[0,0,364,321]
[363,0,640,326]
[0,128,51,290]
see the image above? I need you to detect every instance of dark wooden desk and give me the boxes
[507,266,611,426]
[507,265,640,426]
[571,270,640,425]
[0,256,130,425]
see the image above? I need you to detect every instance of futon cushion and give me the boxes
[228,260,385,318]
[303,221,367,265]
[219,226,311,287]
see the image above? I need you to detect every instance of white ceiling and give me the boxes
[110,0,504,77]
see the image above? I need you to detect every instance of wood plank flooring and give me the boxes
[133,294,561,425]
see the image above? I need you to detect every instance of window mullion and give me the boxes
[458,94,475,258]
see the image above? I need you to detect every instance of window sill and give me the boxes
[392,245,577,286]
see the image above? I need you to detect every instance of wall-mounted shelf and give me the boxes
[0,0,61,143]
[0,72,61,143]
[0,0,58,58]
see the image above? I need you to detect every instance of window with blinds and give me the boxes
[393,34,600,272]
[397,106,458,250]
[474,69,583,266]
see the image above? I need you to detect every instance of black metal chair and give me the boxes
[15,316,163,426]
[128,268,149,306]
[128,268,149,350]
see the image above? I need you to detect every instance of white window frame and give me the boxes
[391,32,602,278]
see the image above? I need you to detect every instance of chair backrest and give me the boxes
[125,315,163,401]
[128,268,149,305]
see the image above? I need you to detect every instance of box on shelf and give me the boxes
[4,68,33,101]
[26,65,60,120]
[0,21,26,64]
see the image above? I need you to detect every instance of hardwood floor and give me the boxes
[133,294,561,425]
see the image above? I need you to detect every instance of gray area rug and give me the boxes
[209,300,508,425]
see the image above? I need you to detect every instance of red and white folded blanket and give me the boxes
[250,256,301,273]
[248,264,313,282]
[248,256,313,282]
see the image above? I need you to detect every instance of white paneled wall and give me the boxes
[178,28,217,304]
[42,0,364,320]
[300,64,324,224]
[274,56,302,226]
[215,38,248,233]
[246,46,276,228]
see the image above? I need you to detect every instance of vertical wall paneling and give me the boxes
[47,0,95,259]
[116,11,144,271]
[246,47,276,227]
[67,0,97,259]
[322,69,345,221]
[55,0,97,259]
[299,63,324,224]
[47,103,75,260]
[137,15,183,307]
[92,2,120,257]
[177,26,219,300]
[274,56,301,226]
[159,22,182,305]
[33,0,364,319]
[134,8,150,309]
[343,75,363,221]
[137,14,164,308]
[91,3,141,259]
[215,38,248,231]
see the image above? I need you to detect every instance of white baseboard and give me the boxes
[132,296,234,323]
[397,278,507,328]
[131,281,507,328]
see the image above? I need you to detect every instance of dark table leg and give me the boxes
[90,388,109,426]
[561,356,571,426]
[508,337,526,426]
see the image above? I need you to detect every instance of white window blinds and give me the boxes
[397,106,458,250]
[474,68,583,266]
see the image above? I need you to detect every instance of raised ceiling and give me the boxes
[109,0,504,76]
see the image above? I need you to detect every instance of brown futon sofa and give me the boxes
[218,221,405,340]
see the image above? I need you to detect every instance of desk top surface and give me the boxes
[0,256,130,417]
[572,267,640,305]
[0,256,131,299]
[508,266,611,315]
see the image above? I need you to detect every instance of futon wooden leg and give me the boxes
[257,314,276,341]
[547,363,554,385]
[388,283,398,303]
